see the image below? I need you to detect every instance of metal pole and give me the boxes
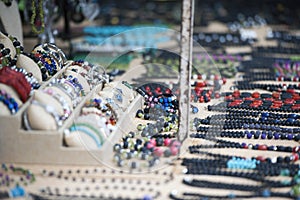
[178,0,194,142]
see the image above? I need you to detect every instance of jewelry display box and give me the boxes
[0,64,143,165]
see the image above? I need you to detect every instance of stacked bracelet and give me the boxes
[41,43,67,68]
[48,78,82,107]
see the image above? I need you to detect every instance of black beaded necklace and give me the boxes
[170,190,293,200]
[189,137,300,156]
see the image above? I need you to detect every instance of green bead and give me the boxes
[280,169,290,176]
[291,184,300,196]
[137,124,144,131]
[294,175,300,184]
[281,180,291,185]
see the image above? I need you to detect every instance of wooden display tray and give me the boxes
[0,66,143,166]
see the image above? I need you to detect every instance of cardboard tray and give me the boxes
[0,67,143,165]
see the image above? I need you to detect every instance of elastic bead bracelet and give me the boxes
[7,34,24,65]
[35,50,58,76]
[62,75,85,96]
[48,78,81,107]
[31,100,63,128]
[70,123,105,146]
[28,53,49,81]
[66,126,102,148]
[42,43,67,67]
[10,65,40,90]
[81,107,105,117]
[43,88,72,121]
[0,67,31,102]
[0,44,12,67]
[0,89,18,114]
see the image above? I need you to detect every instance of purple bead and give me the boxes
[0,172,2,177]
[261,133,266,139]
[241,142,246,147]
[247,132,252,139]
[288,134,293,140]
[274,132,280,140]
[243,124,249,129]
[143,195,152,200]
[94,98,101,104]
[249,124,255,129]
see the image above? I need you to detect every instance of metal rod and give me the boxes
[178,0,194,143]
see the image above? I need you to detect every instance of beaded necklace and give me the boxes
[31,0,45,34]
[0,163,35,187]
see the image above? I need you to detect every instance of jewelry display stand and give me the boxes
[0,63,143,165]
[0,1,23,44]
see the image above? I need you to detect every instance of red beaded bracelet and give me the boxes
[0,67,31,102]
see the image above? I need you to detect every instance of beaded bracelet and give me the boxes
[70,123,105,146]
[43,88,72,121]
[62,75,85,96]
[84,98,102,108]
[48,78,81,107]
[10,65,40,90]
[31,50,58,77]
[7,34,24,64]
[41,43,67,67]
[0,43,12,67]
[81,107,105,117]
[0,67,31,102]
[22,110,32,130]
[31,100,63,128]
[27,52,49,81]
[66,125,102,148]
[69,60,92,72]
[0,89,18,114]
